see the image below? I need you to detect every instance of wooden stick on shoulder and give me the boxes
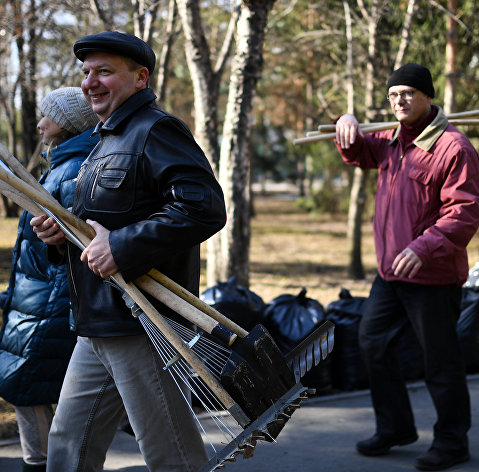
[294,109,479,145]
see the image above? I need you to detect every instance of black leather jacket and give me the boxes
[67,88,226,337]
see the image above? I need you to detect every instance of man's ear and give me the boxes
[136,67,149,89]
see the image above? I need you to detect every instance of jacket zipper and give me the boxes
[91,163,105,200]
[382,144,405,274]
[66,243,79,301]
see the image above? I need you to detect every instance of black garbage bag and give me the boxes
[200,276,266,331]
[263,288,325,353]
[325,288,369,391]
[457,264,479,373]
[263,288,332,394]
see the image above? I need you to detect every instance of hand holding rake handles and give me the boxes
[293,109,479,145]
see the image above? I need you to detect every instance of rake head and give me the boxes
[199,383,311,472]
[220,324,297,421]
[220,321,334,422]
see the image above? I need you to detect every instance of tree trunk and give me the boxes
[342,1,366,279]
[347,167,368,278]
[17,0,38,167]
[443,0,458,114]
[89,0,114,29]
[177,0,240,287]
[218,0,276,287]
[156,0,180,105]
[177,0,221,172]
[394,0,417,70]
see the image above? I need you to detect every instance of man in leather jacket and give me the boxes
[31,31,226,472]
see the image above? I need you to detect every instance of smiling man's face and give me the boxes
[81,52,148,122]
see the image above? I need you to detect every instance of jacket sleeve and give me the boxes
[109,116,227,282]
[334,132,392,170]
[408,145,479,262]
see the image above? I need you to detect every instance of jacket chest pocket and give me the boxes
[407,165,433,186]
[405,165,439,227]
[83,156,137,213]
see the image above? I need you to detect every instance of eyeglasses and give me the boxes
[387,90,416,102]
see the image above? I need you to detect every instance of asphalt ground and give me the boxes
[1,374,478,472]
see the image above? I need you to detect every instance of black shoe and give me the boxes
[414,447,470,471]
[356,432,419,456]
[22,461,46,472]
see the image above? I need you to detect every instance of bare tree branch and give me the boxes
[89,0,114,30]
[213,2,240,77]
[427,0,475,37]
[394,0,417,70]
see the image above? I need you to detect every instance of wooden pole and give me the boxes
[294,109,479,145]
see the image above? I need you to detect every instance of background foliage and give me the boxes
[1,0,478,213]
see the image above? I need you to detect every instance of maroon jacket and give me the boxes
[336,107,479,286]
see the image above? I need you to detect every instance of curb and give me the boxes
[0,436,20,447]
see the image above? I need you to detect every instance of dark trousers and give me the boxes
[359,275,470,452]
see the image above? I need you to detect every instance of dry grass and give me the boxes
[0,399,17,439]
[0,219,18,438]
[244,195,479,306]
[245,195,377,307]
[0,218,18,293]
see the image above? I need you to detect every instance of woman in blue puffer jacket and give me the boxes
[0,87,99,472]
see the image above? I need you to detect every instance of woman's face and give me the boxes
[37,115,63,145]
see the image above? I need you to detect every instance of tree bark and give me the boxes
[89,0,114,29]
[176,0,221,172]
[17,0,39,167]
[156,0,181,105]
[443,0,458,114]
[343,0,367,279]
[177,0,240,286]
[218,0,276,287]
[394,0,417,70]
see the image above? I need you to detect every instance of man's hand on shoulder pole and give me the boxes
[335,114,364,149]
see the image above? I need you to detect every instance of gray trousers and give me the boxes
[46,334,208,472]
[15,404,54,465]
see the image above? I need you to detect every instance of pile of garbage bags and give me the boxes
[201,271,479,395]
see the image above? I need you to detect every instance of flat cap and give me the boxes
[73,31,156,74]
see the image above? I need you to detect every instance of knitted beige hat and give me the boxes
[40,87,98,134]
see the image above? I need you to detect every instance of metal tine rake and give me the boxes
[0,144,335,470]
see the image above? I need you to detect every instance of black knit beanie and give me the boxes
[387,63,435,98]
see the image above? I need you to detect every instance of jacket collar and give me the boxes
[94,88,157,134]
[389,106,449,152]
[41,128,98,169]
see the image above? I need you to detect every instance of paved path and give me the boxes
[1,375,478,471]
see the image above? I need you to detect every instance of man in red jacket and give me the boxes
[335,63,479,471]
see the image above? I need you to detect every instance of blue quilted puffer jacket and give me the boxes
[0,128,98,405]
